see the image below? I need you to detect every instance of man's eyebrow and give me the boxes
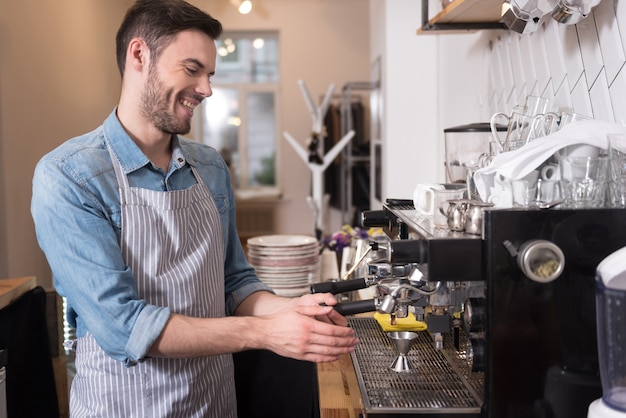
[183,57,211,72]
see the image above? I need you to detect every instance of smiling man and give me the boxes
[30,1,358,416]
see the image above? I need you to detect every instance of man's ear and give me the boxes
[126,38,150,73]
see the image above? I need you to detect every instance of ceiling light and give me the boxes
[238,0,252,14]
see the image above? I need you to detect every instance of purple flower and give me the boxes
[322,225,371,255]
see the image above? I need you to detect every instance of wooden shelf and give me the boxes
[417,0,507,34]
[0,276,36,310]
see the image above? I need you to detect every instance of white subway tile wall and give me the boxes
[487,0,626,125]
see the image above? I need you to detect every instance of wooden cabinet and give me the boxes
[417,0,506,33]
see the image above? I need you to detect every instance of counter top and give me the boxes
[0,276,36,310]
[317,353,363,418]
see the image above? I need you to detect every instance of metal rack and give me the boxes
[339,81,379,225]
[349,317,483,416]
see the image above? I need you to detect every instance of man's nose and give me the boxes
[198,78,212,98]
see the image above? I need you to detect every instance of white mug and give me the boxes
[413,183,445,215]
[557,144,601,160]
[488,187,513,208]
[541,163,560,181]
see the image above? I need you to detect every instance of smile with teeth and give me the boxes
[180,99,197,112]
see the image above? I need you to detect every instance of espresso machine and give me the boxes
[312,204,626,417]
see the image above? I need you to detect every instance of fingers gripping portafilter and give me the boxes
[310,239,433,314]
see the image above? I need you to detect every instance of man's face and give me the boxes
[140,30,217,135]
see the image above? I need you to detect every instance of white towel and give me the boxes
[473,119,626,201]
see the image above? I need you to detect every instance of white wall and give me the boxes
[205,0,371,238]
[484,0,626,123]
[372,0,626,206]
[0,0,127,287]
[0,0,370,288]
[370,0,441,208]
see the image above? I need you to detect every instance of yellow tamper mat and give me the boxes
[374,311,428,332]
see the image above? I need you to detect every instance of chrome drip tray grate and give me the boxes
[349,317,484,415]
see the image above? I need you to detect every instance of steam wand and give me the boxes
[341,241,378,281]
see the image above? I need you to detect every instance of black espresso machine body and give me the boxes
[359,202,626,418]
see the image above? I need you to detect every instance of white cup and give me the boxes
[488,187,513,208]
[413,183,445,215]
[489,170,539,208]
[557,144,601,160]
[541,163,560,181]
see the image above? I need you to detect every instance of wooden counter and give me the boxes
[0,276,36,309]
[317,353,364,418]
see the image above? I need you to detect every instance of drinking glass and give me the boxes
[558,111,592,129]
[607,134,626,208]
[559,155,609,208]
[510,178,537,207]
[490,111,558,152]
[534,178,561,206]
[524,95,558,117]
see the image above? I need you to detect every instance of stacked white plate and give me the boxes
[247,234,321,297]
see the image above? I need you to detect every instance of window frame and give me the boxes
[192,30,282,193]
[226,81,281,190]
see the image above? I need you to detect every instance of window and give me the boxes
[195,31,279,191]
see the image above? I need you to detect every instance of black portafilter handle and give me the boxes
[310,278,368,295]
[360,210,389,228]
[332,299,377,316]
[390,239,428,264]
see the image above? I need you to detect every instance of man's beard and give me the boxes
[141,65,191,135]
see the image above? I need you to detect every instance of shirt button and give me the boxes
[177,157,185,164]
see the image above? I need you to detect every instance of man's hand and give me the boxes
[256,307,359,363]
[234,291,359,362]
[289,292,349,326]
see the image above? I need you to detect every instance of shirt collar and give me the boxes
[103,108,193,174]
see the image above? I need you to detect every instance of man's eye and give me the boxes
[186,67,198,75]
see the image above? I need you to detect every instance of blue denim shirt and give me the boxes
[31,109,272,366]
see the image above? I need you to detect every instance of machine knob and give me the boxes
[516,240,565,283]
[463,297,486,333]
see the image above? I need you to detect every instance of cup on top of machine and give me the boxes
[413,183,445,216]
[607,134,626,208]
[559,154,610,208]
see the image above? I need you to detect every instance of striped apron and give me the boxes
[69,146,236,417]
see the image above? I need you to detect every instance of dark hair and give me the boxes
[115,0,222,76]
